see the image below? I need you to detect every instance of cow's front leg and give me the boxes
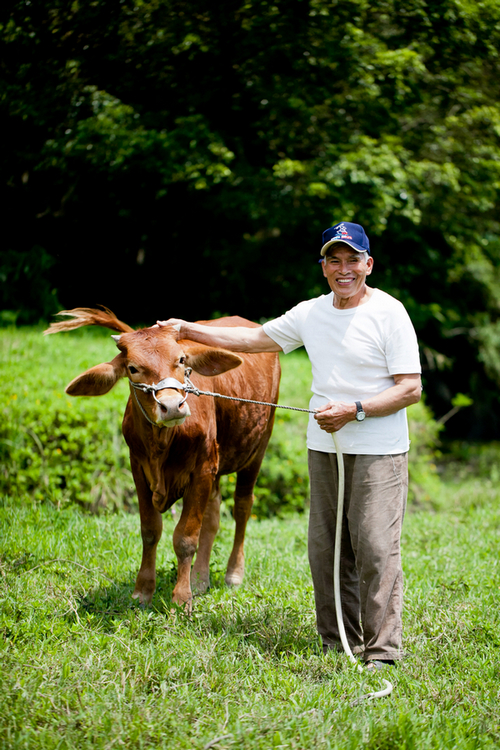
[130,456,162,605]
[191,478,221,595]
[172,474,213,611]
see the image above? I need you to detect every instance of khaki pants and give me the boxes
[307,450,408,662]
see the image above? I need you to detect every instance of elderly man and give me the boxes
[157,221,421,670]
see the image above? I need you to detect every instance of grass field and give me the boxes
[1,326,500,748]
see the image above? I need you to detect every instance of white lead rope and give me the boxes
[331,431,393,703]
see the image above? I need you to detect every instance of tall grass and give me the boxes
[1,325,499,748]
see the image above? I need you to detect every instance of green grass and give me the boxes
[1,491,499,749]
[1,324,499,748]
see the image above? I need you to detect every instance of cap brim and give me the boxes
[320,238,367,256]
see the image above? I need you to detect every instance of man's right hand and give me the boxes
[314,401,357,432]
[155,319,185,330]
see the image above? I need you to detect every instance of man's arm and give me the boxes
[314,373,422,433]
[156,318,282,353]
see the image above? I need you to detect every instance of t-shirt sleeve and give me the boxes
[385,308,421,375]
[262,304,306,354]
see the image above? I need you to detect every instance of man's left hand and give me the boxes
[314,401,357,432]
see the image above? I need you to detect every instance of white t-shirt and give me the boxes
[262,289,421,455]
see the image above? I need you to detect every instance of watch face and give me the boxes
[355,402,366,421]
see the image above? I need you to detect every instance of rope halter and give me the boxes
[128,368,195,425]
[129,366,316,426]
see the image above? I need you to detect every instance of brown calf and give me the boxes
[45,307,280,609]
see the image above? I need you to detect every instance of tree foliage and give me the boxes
[3,0,500,435]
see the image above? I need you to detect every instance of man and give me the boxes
[157,221,421,669]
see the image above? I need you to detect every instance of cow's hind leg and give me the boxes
[131,457,162,606]
[225,467,258,587]
[191,478,221,595]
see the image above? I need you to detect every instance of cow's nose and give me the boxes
[157,388,186,406]
[158,390,184,403]
[159,399,187,414]
[156,392,191,424]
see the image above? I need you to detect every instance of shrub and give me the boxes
[407,397,444,505]
[1,329,444,517]
[1,326,135,512]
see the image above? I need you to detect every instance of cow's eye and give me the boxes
[179,356,186,365]
[128,366,138,374]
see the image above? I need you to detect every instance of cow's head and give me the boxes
[64,326,243,427]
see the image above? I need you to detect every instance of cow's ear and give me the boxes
[184,344,243,376]
[65,354,128,396]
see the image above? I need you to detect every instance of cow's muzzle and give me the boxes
[129,371,195,426]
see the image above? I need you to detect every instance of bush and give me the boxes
[1,326,135,512]
[1,329,444,517]
[438,439,500,483]
[1,394,135,512]
[407,397,444,505]
[0,247,61,325]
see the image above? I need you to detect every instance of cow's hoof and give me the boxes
[191,572,210,595]
[132,588,154,606]
[132,581,156,607]
[170,597,193,615]
[225,572,243,587]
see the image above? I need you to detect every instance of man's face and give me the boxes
[322,244,374,303]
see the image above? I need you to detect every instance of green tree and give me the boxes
[2,0,500,435]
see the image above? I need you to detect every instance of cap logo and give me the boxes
[334,223,352,240]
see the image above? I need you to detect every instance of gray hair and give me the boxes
[323,249,370,264]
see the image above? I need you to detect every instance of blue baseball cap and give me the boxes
[320,222,371,256]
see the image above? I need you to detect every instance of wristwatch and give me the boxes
[355,401,366,422]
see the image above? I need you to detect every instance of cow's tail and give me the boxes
[44,306,134,335]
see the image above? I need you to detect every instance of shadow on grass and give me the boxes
[71,564,321,659]
[75,559,231,618]
[195,598,321,657]
[75,563,178,622]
